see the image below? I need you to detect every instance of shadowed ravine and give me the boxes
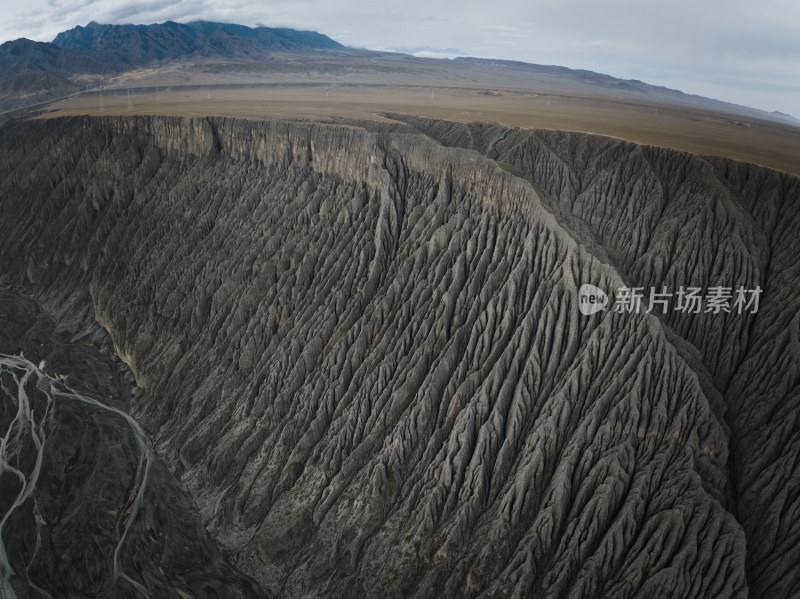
[0,290,263,598]
[0,116,798,598]
[0,353,151,598]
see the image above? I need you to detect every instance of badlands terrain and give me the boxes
[0,20,799,599]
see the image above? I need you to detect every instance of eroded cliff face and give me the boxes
[0,116,797,598]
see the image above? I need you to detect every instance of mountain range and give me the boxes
[0,21,343,110]
[1,20,798,128]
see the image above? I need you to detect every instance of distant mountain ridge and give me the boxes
[0,21,342,111]
[452,57,800,126]
[0,20,796,127]
[51,20,343,61]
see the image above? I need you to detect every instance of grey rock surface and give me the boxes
[0,115,797,597]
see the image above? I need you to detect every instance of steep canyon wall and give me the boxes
[0,116,797,598]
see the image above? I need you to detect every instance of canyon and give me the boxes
[0,115,797,597]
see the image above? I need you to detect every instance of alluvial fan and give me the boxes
[0,115,798,598]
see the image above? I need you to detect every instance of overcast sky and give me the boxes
[1,0,798,117]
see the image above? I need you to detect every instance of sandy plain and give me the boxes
[37,53,800,176]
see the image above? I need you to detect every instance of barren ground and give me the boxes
[34,54,800,177]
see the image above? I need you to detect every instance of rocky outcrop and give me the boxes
[0,115,797,597]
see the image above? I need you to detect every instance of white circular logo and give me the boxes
[578,284,608,315]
